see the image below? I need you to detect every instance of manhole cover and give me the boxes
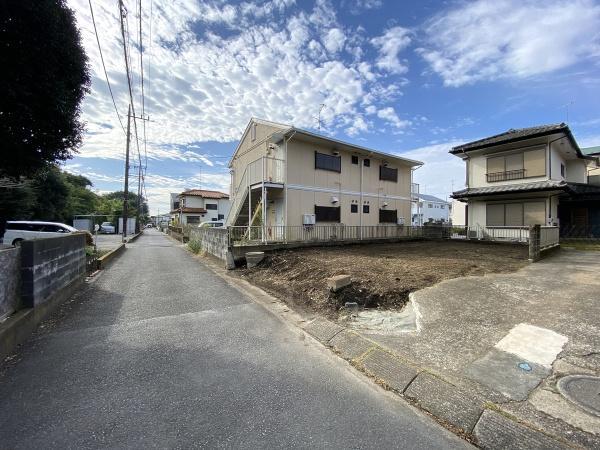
[557,375,600,417]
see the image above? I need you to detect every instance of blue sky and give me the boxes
[67,0,600,212]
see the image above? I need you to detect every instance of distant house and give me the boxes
[226,118,422,235]
[583,145,600,185]
[450,199,467,226]
[171,189,230,226]
[412,194,450,225]
[450,124,600,237]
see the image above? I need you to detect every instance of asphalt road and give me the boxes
[0,230,469,449]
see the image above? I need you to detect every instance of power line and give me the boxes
[88,0,127,136]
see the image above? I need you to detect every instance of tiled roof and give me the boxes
[451,180,567,199]
[180,189,229,199]
[450,123,570,154]
[581,145,600,156]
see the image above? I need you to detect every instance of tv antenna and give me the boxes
[560,101,574,123]
[314,103,325,131]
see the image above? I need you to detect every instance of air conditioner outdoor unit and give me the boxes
[303,214,316,225]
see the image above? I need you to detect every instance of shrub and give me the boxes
[188,240,202,254]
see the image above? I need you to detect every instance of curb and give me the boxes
[126,231,143,243]
[97,243,125,270]
[303,316,573,448]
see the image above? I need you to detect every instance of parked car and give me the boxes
[145,223,154,228]
[99,222,116,234]
[2,221,79,246]
[199,221,225,228]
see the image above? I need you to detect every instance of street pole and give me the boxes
[122,104,131,242]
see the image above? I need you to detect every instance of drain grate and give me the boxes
[557,375,600,417]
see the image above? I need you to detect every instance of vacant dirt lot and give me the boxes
[239,240,528,318]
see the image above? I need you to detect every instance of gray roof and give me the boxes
[449,123,579,154]
[451,180,567,199]
[417,193,449,203]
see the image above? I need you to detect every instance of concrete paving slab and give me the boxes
[329,330,375,360]
[348,302,418,334]
[495,323,568,368]
[474,410,566,449]
[404,372,483,433]
[304,317,343,343]
[530,389,600,435]
[361,348,419,393]
[466,348,550,401]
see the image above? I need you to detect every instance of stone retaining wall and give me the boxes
[189,227,229,260]
[0,246,21,321]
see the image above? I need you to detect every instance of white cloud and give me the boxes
[69,0,408,167]
[397,141,467,200]
[345,0,383,15]
[376,107,410,129]
[371,26,412,74]
[419,0,600,87]
[323,28,346,53]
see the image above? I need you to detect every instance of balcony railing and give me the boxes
[486,169,526,183]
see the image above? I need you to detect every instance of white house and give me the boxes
[412,194,450,225]
[450,199,466,226]
[171,189,230,225]
[450,123,600,236]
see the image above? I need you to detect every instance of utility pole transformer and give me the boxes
[122,104,131,241]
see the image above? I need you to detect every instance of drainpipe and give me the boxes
[461,148,470,226]
[359,156,363,239]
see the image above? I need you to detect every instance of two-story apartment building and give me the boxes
[450,124,600,235]
[226,118,422,237]
[412,194,450,225]
[171,189,230,225]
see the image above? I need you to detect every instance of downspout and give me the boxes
[461,148,470,226]
[359,156,363,239]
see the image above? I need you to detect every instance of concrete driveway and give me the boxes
[0,229,468,449]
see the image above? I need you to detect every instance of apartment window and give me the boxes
[379,165,398,182]
[251,123,257,141]
[486,148,546,182]
[350,204,358,213]
[363,158,370,167]
[486,202,545,226]
[379,209,397,223]
[363,204,370,214]
[561,163,565,178]
[206,203,218,210]
[187,216,200,224]
[173,201,180,209]
[315,205,340,222]
[218,214,225,220]
[352,155,359,165]
[315,151,341,173]
[440,205,445,209]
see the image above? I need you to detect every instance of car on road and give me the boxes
[2,221,80,246]
[145,223,154,228]
[99,222,116,234]
[199,221,225,228]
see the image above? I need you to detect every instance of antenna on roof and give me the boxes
[560,101,574,124]
[314,103,325,132]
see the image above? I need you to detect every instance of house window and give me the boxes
[486,148,546,182]
[173,201,180,209]
[440,205,445,209]
[350,204,358,213]
[352,155,359,165]
[363,204,370,213]
[187,216,200,224]
[561,163,565,178]
[379,165,398,182]
[251,123,257,141]
[379,209,397,223]
[428,203,433,208]
[206,203,218,210]
[218,214,224,220]
[315,205,340,222]
[363,158,370,167]
[486,202,545,226]
[315,151,341,173]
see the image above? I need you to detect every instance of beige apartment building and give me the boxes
[226,118,422,234]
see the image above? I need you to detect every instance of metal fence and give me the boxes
[540,226,560,249]
[450,226,530,243]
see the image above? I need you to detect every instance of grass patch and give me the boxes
[188,240,202,254]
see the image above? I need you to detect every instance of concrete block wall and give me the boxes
[0,246,21,321]
[189,228,229,260]
[20,234,87,308]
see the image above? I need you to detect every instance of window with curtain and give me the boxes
[486,201,546,226]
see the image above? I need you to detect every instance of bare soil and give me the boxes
[238,240,528,318]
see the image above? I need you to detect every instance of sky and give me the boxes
[66,0,600,214]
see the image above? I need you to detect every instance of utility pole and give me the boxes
[122,104,131,241]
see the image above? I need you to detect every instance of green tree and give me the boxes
[100,191,149,218]
[0,0,90,179]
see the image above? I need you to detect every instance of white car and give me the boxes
[99,222,116,234]
[199,221,225,228]
[2,221,78,246]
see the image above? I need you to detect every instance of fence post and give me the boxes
[528,224,541,262]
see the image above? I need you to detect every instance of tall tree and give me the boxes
[0,0,90,179]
